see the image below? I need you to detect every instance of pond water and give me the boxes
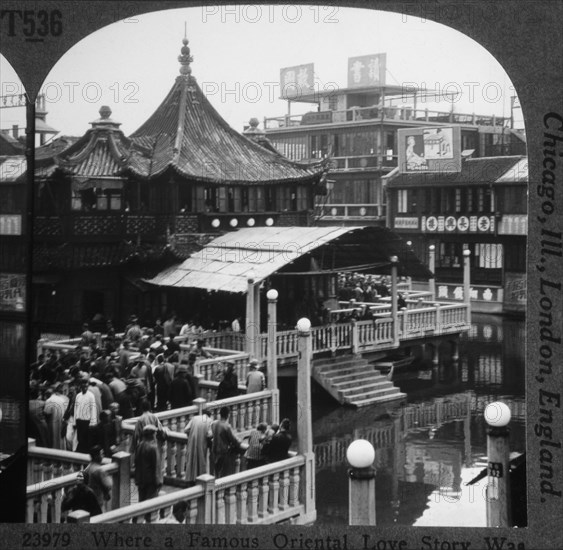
[280,313,526,527]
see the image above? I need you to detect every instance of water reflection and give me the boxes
[308,314,526,526]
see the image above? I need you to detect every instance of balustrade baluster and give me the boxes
[40,493,49,523]
[236,482,249,524]
[166,439,176,477]
[247,401,255,430]
[279,470,290,510]
[216,489,226,524]
[247,480,259,522]
[268,472,280,515]
[258,476,270,518]
[177,440,187,480]
[261,398,269,425]
[187,499,198,524]
[288,467,300,507]
[53,488,63,523]
[34,462,43,483]
[225,487,237,524]
[26,498,35,523]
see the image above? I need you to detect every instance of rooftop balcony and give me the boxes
[264,105,510,131]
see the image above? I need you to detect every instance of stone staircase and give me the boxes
[312,355,406,407]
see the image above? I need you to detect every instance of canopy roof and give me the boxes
[145,226,432,293]
[384,156,527,188]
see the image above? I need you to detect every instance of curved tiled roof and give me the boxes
[129,74,325,184]
[35,39,326,186]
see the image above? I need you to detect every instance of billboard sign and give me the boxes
[398,126,462,173]
[280,63,315,98]
[347,53,386,88]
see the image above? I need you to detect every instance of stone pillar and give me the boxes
[390,256,399,347]
[67,510,91,523]
[196,474,216,524]
[245,274,256,358]
[428,244,436,300]
[111,451,132,509]
[463,249,472,324]
[347,440,376,525]
[296,318,316,524]
[485,402,512,527]
[266,289,278,391]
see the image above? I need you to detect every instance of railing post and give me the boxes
[266,289,278,391]
[67,510,91,523]
[193,373,203,398]
[36,338,46,360]
[428,244,436,301]
[485,402,512,527]
[390,256,399,347]
[435,303,442,334]
[196,474,216,524]
[111,451,131,509]
[245,271,260,357]
[296,318,316,524]
[463,249,472,324]
[351,319,360,356]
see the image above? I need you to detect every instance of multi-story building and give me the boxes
[31,38,327,335]
[263,58,526,227]
[384,154,527,315]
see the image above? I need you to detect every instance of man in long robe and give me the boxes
[134,425,163,501]
[184,407,213,484]
[130,399,164,455]
[44,384,69,450]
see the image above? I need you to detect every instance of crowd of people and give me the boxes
[29,314,291,521]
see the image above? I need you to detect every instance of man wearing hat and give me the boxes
[216,361,239,400]
[245,359,265,394]
[134,424,163,502]
[168,363,196,409]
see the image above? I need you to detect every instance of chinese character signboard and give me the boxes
[280,63,315,98]
[0,273,26,312]
[347,54,386,88]
[398,126,462,173]
[0,215,22,235]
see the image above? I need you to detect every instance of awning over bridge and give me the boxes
[145,226,432,294]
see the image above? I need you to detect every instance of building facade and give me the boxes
[263,66,526,227]
[384,155,527,315]
[31,38,327,335]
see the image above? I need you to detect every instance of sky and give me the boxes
[1,4,524,140]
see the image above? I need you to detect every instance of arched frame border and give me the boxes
[1,1,562,547]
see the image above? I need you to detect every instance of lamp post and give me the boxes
[347,439,376,525]
[484,401,512,527]
[266,289,278,391]
[428,244,436,300]
[246,269,256,358]
[266,289,279,425]
[296,317,316,523]
[390,255,399,347]
[463,249,471,324]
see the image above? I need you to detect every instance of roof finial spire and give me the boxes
[178,26,193,77]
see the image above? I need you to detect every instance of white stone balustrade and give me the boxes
[76,454,311,525]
